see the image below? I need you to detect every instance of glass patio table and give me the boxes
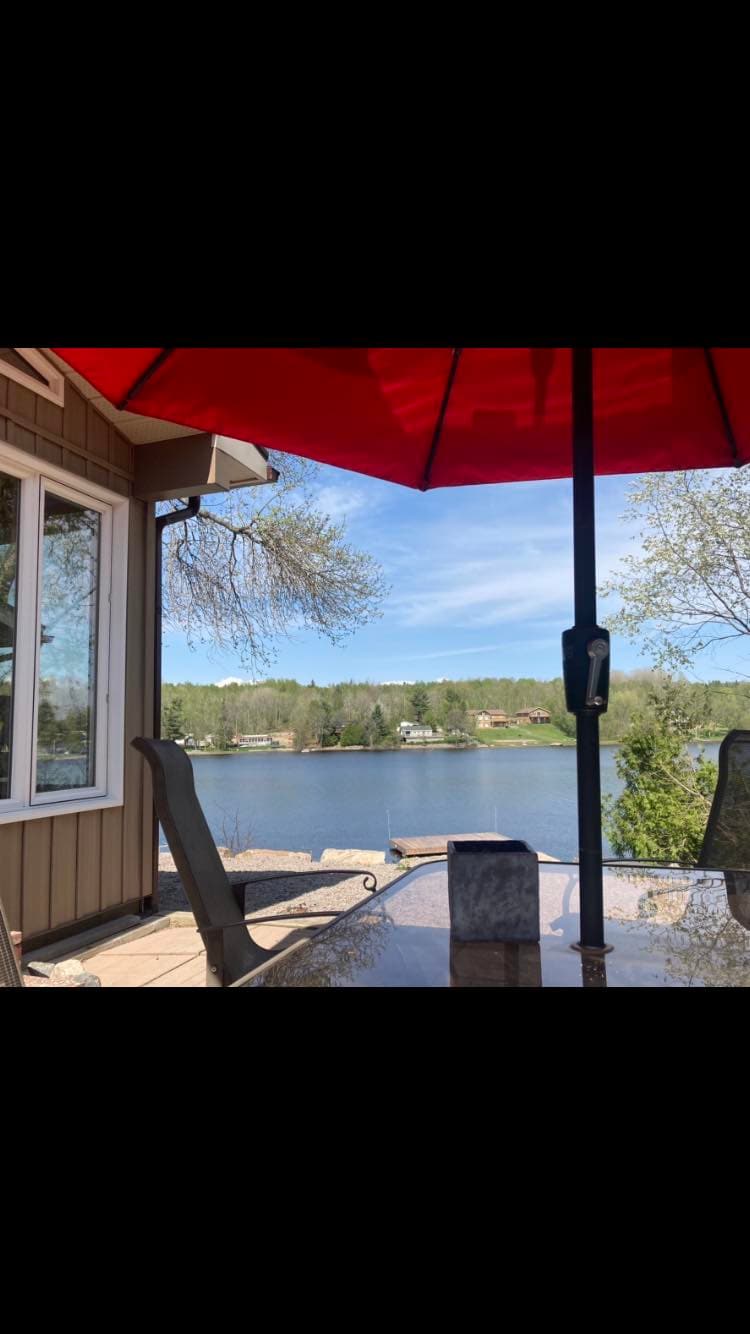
[232,860,750,987]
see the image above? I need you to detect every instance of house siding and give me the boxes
[0,370,155,946]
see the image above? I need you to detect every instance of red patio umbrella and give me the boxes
[52,346,750,950]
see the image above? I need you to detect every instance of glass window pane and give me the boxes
[36,491,101,793]
[0,471,20,800]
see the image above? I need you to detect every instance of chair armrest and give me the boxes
[203,911,341,933]
[229,868,377,915]
[215,868,378,935]
[242,869,378,892]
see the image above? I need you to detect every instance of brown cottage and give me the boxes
[0,350,272,950]
[469,707,551,728]
[515,708,551,724]
[468,709,511,729]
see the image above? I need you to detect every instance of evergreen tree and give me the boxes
[163,696,187,740]
[36,696,57,752]
[216,698,233,750]
[369,703,390,745]
[409,685,430,722]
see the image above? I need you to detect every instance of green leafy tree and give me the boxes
[603,680,718,862]
[307,695,340,748]
[550,710,576,738]
[340,721,368,746]
[409,685,430,722]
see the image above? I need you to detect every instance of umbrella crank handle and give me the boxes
[585,638,609,708]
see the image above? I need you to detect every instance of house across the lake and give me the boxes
[399,721,435,742]
[235,734,277,748]
[515,708,552,724]
[469,707,552,727]
[0,348,275,951]
[468,709,511,729]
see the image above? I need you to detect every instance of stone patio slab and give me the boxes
[107,930,205,955]
[84,949,200,987]
[145,956,207,987]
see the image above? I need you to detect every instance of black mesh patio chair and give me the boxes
[133,737,378,986]
[698,730,750,869]
[1,897,23,988]
[698,729,750,929]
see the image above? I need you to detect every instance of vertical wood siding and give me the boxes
[0,370,154,943]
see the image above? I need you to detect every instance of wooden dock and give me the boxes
[390,833,558,861]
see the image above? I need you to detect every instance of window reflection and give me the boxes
[35,491,100,793]
[0,471,20,800]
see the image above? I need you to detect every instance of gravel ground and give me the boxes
[157,848,418,920]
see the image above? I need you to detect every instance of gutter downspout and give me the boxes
[154,497,201,738]
[143,496,201,914]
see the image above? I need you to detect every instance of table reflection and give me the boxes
[237,861,750,988]
[449,940,542,987]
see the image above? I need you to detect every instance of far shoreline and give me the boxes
[185,735,722,757]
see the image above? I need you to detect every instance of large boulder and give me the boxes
[320,848,386,867]
[24,958,101,987]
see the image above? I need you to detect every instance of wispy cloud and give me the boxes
[381,497,635,631]
[314,483,372,522]
[391,643,514,662]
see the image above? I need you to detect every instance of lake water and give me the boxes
[181,743,721,862]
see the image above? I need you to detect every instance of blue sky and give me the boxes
[163,462,746,688]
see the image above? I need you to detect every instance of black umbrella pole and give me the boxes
[576,712,605,947]
[573,348,606,950]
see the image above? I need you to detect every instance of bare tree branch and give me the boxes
[160,452,387,670]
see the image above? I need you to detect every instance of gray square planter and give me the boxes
[447,839,540,943]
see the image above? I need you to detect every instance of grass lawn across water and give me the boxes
[476,724,574,745]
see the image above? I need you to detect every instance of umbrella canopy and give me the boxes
[51,348,749,486]
[52,346,750,952]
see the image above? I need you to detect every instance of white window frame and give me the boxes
[0,438,128,824]
[0,349,66,407]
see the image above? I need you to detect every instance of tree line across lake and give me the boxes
[161,670,749,751]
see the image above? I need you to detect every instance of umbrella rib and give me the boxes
[703,348,739,465]
[116,347,175,411]
[420,347,463,491]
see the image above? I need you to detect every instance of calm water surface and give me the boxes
[181,744,720,862]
